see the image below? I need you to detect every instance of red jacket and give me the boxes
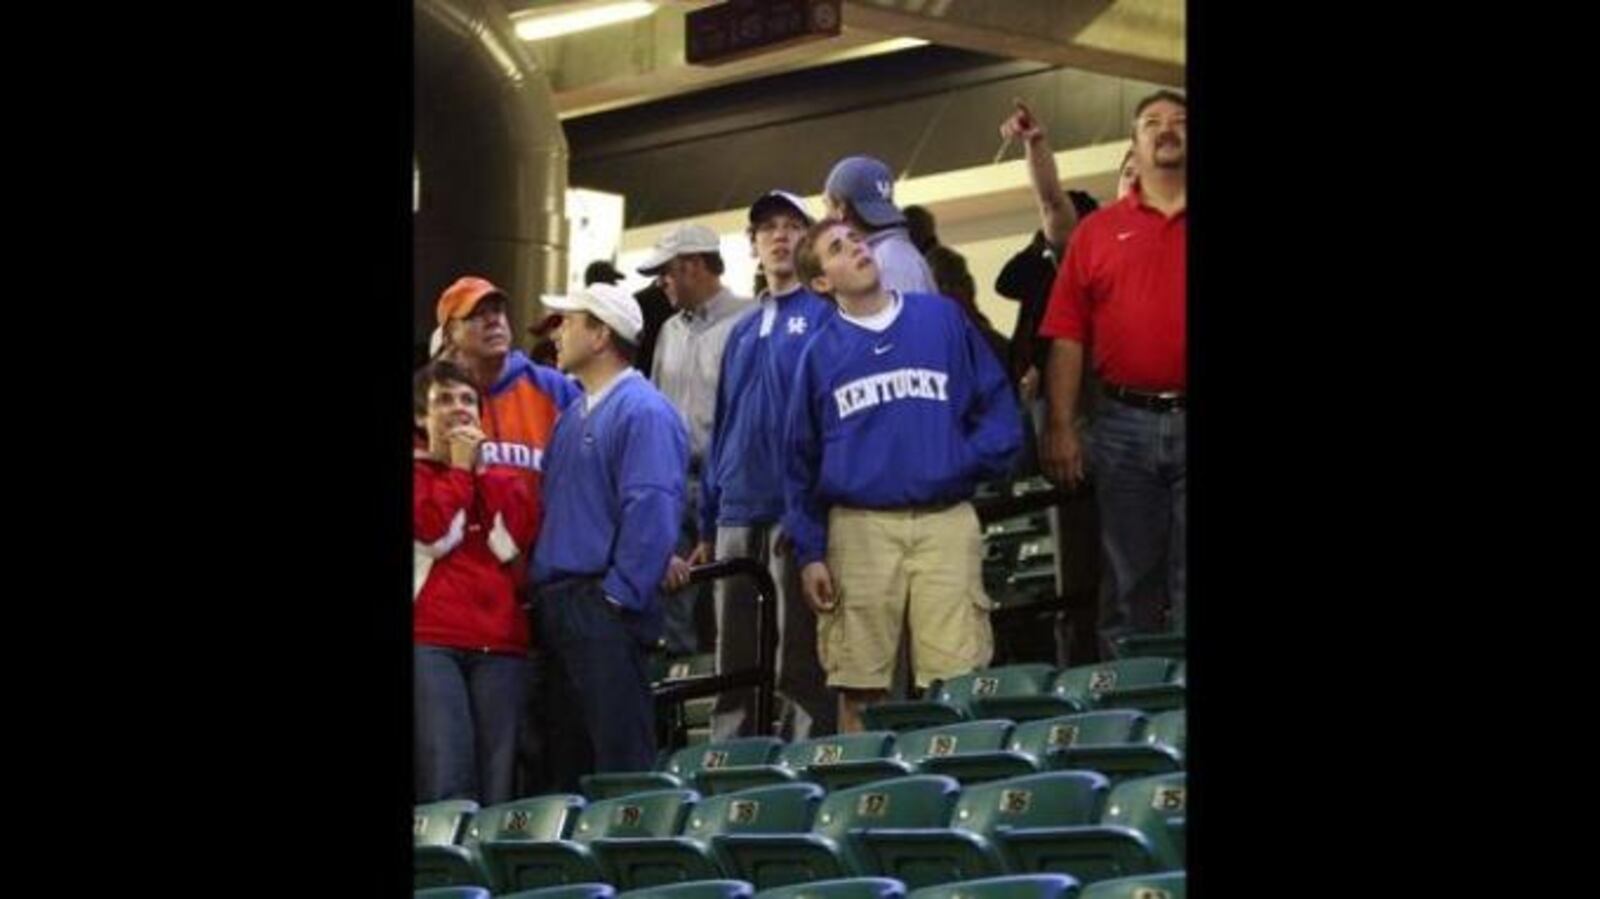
[413,454,541,654]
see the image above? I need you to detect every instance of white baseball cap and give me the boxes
[540,282,645,343]
[636,223,723,275]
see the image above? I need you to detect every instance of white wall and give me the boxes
[609,141,1126,325]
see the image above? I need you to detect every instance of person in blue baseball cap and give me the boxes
[822,155,937,296]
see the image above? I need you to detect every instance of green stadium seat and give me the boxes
[853,771,1109,889]
[905,874,1081,899]
[591,783,825,890]
[583,772,686,800]
[794,732,912,793]
[1163,819,1183,856]
[1078,871,1184,899]
[863,666,1056,732]
[714,775,961,891]
[871,709,1172,788]
[415,844,483,890]
[1010,712,1180,784]
[660,654,718,683]
[1095,663,1185,715]
[963,666,1062,720]
[467,794,588,844]
[1049,660,1175,712]
[414,888,490,899]
[753,876,907,899]
[416,795,587,891]
[1140,712,1184,761]
[694,764,800,797]
[816,721,1014,790]
[654,654,720,746]
[902,720,1021,786]
[700,733,901,796]
[478,789,697,895]
[498,887,617,899]
[583,739,784,800]
[679,739,788,793]
[614,880,754,899]
[946,681,1066,723]
[1110,633,1184,661]
[415,800,479,846]
[996,773,1186,884]
[686,697,716,729]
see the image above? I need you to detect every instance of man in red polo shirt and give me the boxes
[1039,89,1187,656]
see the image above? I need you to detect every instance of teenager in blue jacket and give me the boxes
[691,191,838,741]
[784,220,1022,733]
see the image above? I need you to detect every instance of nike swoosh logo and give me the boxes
[1116,231,1137,241]
[873,343,893,355]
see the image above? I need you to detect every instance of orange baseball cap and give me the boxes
[435,276,507,326]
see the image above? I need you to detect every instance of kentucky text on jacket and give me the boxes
[833,367,951,419]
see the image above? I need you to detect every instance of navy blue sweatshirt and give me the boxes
[532,371,689,621]
[701,285,837,537]
[783,292,1022,567]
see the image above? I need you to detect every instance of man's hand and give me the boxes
[662,555,694,592]
[686,540,714,567]
[447,425,485,471]
[1018,366,1041,405]
[1041,418,1087,489]
[801,561,838,614]
[1000,99,1047,147]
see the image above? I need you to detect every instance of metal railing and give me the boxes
[649,480,1092,740]
[651,557,778,738]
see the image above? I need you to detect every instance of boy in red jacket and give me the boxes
[414,359,540,805]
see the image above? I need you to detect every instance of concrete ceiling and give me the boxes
[505,0,1183,119]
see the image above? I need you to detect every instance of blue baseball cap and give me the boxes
[748,190,814,227]
[824,155,903,227]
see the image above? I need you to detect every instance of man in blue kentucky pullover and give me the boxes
[532,282,689,789]
[785,219,1022,733]
[694,191,838,742]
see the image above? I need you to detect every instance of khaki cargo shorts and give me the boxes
[817,502,994,690]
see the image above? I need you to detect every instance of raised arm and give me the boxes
[1000,100,1078,247]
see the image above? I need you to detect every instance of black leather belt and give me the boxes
[1104,383,1186,412]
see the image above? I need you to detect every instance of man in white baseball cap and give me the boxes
[540,282,645,349]
[531,280,691,790]
[636,223,723,280]
[638,223,756,657]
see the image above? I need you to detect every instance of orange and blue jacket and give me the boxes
[476,349,582,499]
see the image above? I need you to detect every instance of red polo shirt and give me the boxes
[1039,186,1186,390]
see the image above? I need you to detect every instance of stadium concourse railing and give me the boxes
[653,480,1090,741]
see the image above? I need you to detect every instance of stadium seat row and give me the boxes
[576,709,1183,799]
[415,771,1185,894]
[863,660,1186,733]
[417,869,1185,898]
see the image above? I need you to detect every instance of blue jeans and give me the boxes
[414,645,530,806]
[537,577,658,792]
[1087,399,1186,655]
